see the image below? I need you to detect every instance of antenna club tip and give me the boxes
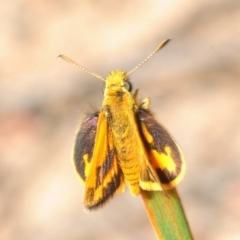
[165,39,171,44]
[157,39,171,51]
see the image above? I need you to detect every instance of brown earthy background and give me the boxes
[1,1,240,239]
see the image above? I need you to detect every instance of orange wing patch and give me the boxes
[74,111,125,210]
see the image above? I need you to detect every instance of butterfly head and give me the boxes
[104,70,132,95]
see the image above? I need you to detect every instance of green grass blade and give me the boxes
[141,188,193,240]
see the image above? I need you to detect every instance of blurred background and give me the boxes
[1,1,240,239]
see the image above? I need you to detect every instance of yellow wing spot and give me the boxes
[140,181,162,191]
[83,154,89,162]
[83,154,91,178]
[150,146,177,172]
[140,124,153,144]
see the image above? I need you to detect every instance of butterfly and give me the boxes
[59,39,185,210]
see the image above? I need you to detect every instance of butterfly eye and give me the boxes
[123,81,132,92]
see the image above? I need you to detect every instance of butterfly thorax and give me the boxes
[103,70,142,195]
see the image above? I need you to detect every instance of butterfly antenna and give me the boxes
[127,39,170,76]
[58,54,105,81]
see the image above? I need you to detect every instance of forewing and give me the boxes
[137,108,186,190]
[74,111,124,210]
